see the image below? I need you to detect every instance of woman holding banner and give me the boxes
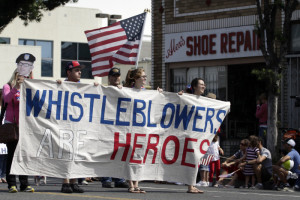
[124,68,162,193]
[178,78,206,193]
[3,53,35,193]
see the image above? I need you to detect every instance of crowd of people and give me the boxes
[0,53,300,195]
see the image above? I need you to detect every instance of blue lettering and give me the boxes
[175,105,195,130]
[63,91,69,120]
[116,98,131,126]
[84,94,100,122]
[101,95,114,125]
[26,89,46,117]
[192,106,205,132]
[160,103,175,128]
[46,90,62,120]
[204,107,215,133]
[69,92,83,122]
[215,110,226,133]
[132,99,146,127]
[147,100,157,127]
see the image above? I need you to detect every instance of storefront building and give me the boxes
[152,0,300,155]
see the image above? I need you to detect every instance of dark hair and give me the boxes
[258,137,264,144]
[186,78,205,94]
[249,135,259,148]
[241,139,250,147]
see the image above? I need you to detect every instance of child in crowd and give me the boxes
[242,135,260,189]
[197,154,210,187]
[207,134,224,187]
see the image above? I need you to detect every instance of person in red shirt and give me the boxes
[256,93,268,146]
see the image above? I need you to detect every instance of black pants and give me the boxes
[6,141,29,190]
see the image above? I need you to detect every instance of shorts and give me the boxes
[199,164,209,171]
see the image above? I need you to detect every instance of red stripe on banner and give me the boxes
[90,45,123,57]
[110,57,136,65]
[87,28,124,41]
[89,35,127,49]
[84,22,120,34]
[115,51,138,58]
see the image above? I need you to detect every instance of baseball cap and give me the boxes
[284,139,296,147]
[108,67,121,76]
[65,61,85,72]
[16,53,36,63]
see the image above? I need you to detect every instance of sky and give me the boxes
[66,0,151,36]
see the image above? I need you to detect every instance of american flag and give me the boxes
[199,154,214,166]
[85,12,146,77]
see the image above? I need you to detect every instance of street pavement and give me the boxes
[0,177,300,200]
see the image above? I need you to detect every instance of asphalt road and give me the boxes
[0,178,300,200]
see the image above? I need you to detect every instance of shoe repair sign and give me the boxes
[11,79,230,185]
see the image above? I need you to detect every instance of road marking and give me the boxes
[142,186,300,198]
[0,189,141,200]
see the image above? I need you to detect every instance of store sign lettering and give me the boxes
[164,26,262,62]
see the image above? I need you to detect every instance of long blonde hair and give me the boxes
[7,69,33,88]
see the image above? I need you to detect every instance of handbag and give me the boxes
[0,85,19,143]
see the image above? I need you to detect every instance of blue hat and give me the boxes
[16,53,36,63]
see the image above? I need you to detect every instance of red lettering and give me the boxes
[194,36,201,55]
[181,138,197,168]
[186,36,193,56]
[202,35,208,55]
[199,139,210,154]
[252,30,256,51]
[228,32,236,53]
[161,136,180,165]
[209,34,216,54]
[244,31,252,51]
[236,32,244,52]
[130,133,146,164]
[220,33,227,53]
[110,132,131,161]
[256,31,260,50]
[143,134,160,164]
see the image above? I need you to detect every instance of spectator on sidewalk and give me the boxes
[207,134,224,187]
[272,139,300,191]
[256,94,268,146]
[217,139,249,187]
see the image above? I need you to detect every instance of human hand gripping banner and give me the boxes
[11,79,230,185]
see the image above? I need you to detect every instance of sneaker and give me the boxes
[8,186,18,193]
[61,183,73,193]
[196,181,202,187]
[70,183,84,193]
[21,186,34,192]
[115,182,129,188]
[209,182,213,187]
[214,184,219,188]
[287,171,298,180]
[204,182,209,187]
[294,185,300,191]
[82,180,89,185]
[102,182,113,188]
[255,183,263,189]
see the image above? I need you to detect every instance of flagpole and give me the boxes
[135,9,150,69]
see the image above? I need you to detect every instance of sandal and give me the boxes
[128,187,139,193]
[135,187,146,193]
[187,188,204,194]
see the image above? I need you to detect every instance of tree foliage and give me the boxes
[0,0,78,33]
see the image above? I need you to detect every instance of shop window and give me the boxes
[170,66,227,101]
[290,23,300,53]
[0,37,10,44]
[19,39,53,77]
[61,42,93,79]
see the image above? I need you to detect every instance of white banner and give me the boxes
[165,26,262,63]
[11,79,230,185]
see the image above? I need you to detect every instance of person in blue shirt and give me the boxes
[272,139,300,190]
